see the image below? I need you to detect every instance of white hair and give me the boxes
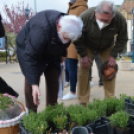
[95,1,116,17]
[59,15,83,41]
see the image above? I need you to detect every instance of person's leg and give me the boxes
[77,49,94,105]
[94,54,103,86]
[68,58,78,94]
[61,58,78,101]
[24,78,38,113]
[89,59,95,89]
[44,63,60,106]
[89,61,93,81]
[0,77,19,97]
[99,46,115,98]
[65,58,69,82]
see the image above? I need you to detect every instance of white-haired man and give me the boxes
[16,10,83,112]
[73,1,128,107]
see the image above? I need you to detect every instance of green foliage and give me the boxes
[0,52,7,57]
[86,110,99,123]
[67,104,83,115]
[109,110,130,129]
[43,103,67,122]
[69,106,99,126]
[22,110,48,134]
[103,97,120,115]
[0,94,14,109]
[87,98,107,117]
[115,94,128,112]
[53,115,68,130]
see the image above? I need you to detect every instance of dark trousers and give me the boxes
[0,77,19,97]
[65,58,78,93]
[25,63,60,113]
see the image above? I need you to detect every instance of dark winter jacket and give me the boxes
[16,10,70,85]
[0,15,5,38]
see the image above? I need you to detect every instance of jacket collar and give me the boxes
[68,0,88,10]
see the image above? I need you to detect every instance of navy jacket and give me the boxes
[16,10,70,85]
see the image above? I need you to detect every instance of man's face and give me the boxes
[60,32,70,42]
[57,25,71,43]
[95,12,113,24]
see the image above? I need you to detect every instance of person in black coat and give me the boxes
[0,14,19,97]
[16,10,83,112]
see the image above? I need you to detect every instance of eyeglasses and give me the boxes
[99,18,111,23]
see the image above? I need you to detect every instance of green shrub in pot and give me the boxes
[109,110,130,134]
[22,111,48,134]
[87,98,107,117]
[53,115,68,133]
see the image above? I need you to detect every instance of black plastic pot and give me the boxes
[107,125,116,134]
[115,127,130,134]
[71,126,93,134]
[125,97,134,116]
[86,117,109,134]
[127,121,134,134]
[19,122,31,134]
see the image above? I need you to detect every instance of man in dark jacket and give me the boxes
[73,1,128,106]
[16,10,83,112]
[0,14,19,97]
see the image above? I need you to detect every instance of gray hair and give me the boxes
[59,15,83,41]
[95,1,116,17]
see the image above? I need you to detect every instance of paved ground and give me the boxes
[0,61,134,112]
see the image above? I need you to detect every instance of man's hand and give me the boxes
[81,56,92,68]
[32,85,41,106]
[108,56,116,67]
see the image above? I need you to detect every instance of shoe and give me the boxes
[90,82,94,88]
[64,82,69,87]
[99,82,103,86]
[61,92,77,101]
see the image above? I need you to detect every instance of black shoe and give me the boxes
[99,82,103,86]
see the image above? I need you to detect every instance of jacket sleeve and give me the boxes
[110,18,128,58]
[24,25,47,85]
[0,15,5,38]
[73,14,87,58]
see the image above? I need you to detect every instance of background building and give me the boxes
[116,0,134,53]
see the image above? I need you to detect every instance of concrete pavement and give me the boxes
[0,61,134,112]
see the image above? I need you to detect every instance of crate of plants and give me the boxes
[19,94,133,134]
[0,94,26,134]
[20,103,70,134]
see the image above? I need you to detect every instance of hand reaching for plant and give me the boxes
[32,85,41,106]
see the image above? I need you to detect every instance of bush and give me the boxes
[22,111,48,134]
[87,98,107,117]
[0,51,7,57]
[109,110,130,129]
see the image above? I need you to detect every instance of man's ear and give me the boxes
[57,25,61,32]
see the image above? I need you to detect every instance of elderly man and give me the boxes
[16,10,83,112]
[74,1,128,106]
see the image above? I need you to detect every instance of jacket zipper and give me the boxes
[96,30,104,53]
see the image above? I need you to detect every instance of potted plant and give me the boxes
[20,110,48,134]
[0,94,26,134]
[53,115,68,133]
[115,94,128,112]
[103,97,120,116]
[43,103,67,131]
[87,98,107,117]
[108,110,130,134]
